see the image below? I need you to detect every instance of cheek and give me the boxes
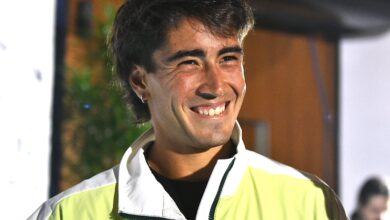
[163,74,197,102]
[177,75,195,92]
[230,70,246,97]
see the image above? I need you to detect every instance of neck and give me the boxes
[146,140,234,181]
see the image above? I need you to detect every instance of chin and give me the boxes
[193,132,231,149]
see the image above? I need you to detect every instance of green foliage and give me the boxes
[63,3,150,181]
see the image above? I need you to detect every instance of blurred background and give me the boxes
[1,0,390,219]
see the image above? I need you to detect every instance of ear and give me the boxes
[129,65,149,101]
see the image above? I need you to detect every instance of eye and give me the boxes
[220,55,240,64]
[178,59,198,66]
[222,56,237,62]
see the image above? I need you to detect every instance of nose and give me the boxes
[197,64,225,100]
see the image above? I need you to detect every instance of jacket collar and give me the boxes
[117,121,244,219]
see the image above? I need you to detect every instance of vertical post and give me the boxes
[50,0,68,197]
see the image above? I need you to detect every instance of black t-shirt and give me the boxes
[151,169,208,220]
[144,143,235,219]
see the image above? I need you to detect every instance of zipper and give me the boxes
[208,158,236,220]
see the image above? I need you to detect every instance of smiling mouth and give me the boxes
[191,102,229,117]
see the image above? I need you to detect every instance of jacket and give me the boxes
[29,122,348,220]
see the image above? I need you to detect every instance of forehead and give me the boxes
[162,18,241,51]
[367,195,389,209]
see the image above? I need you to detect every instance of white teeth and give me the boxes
[215,106,222,115]
[209,109,215,116]
[197,105,225,116]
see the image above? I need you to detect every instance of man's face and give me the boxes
[144,19,246,153]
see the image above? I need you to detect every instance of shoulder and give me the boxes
[28,166,119,220]
[236,150,347,219]
[238,150,311,181]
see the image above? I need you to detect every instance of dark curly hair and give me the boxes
[109,0,254,123]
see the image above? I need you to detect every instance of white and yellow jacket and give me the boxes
[29,123,347,220]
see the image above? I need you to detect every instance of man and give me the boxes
[29,0,348,219]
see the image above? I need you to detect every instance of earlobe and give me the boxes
[129,65,149,102]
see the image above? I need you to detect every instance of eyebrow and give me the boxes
[166,49,205,63]
[218,46,243,56]
[165,46,243,63]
